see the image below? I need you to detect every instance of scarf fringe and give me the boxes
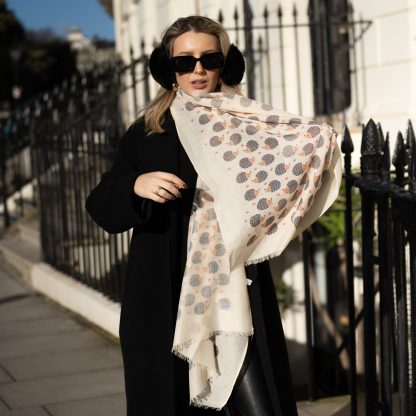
[172,329,254,368]
[244,249,283,266]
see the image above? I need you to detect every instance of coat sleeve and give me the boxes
[85,122,152,234]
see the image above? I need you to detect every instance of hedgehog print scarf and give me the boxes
[170,88,342,410]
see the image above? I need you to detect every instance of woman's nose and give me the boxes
[193,61,205,73]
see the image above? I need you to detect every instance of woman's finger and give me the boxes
[156,171,187,189]
[158,181,182,199]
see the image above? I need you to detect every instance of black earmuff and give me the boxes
[221,44,245,86]
[148,43,245,90]
[148,45,176,90]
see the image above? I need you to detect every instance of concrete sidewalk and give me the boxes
[0,262,126,416]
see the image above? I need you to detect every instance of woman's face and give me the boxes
[172,31,222,95]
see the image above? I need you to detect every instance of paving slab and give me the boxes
[45,393,126,416]
[2,345,123,381]
[0,270,28,299]
[0,297,67,324]
[0,317,83,340]
[0,368,124,409]
[0,329,108,360]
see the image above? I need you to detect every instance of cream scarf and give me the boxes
[170,88,342,410]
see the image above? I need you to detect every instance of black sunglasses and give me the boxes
[170,52,224,73]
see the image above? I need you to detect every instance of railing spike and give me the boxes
[380,132,391,183]
[377,122,385,149]
[292,3,298,17]
[392,131,406,187]
[277,4,283,19]
[405,119,415,150]
[218,10,224,24]
[233,6,239,21]
[341,124,354,154]
[361,119,382,179]
[263,5,269,20]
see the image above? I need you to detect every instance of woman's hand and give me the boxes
[134,171,187,203]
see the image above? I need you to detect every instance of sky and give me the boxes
[7,0,115,40]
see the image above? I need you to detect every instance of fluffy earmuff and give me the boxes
[148,43,245,90]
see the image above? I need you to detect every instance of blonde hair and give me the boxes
[141,16,242,134]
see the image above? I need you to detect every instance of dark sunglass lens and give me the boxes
[173,56,196,72]
[201,52,224,69]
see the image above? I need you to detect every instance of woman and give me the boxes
[85,15,341,416]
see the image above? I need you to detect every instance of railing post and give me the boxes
[341,124,357,416]
[243,0,255,99]
[360,119,381,416]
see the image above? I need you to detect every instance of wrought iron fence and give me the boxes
[339,119,416,415]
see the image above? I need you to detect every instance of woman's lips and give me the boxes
[191,80,208,89]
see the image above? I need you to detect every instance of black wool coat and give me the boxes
[85,110,298,416]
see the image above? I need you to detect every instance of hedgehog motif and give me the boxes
[246,124,260,135]
[288,117,302,128]
[310,155,321,169]
[236,171,251,183]
[185,102,198,111]
[266,115,279,125]
[249,214,262,227]
[283,134,297,142]
[252,170,268,183]
[264,137,278,149]
[301,143,314,156]
[249,116,260,121]
[244,140,259,152]
[213,121,226,132]
[192,251,203,264]
[290,190,301,202]
[275,163,289,175]
[230,117,242,128]
[266,223,278,235]
[246,235,258,246]
[223,150,239,161]
[306,126,321,138]
[244,189,260,201]
[278,209,288,219]
[199,232,210,245]
[260,154,275,166]
[292,162,307,176]
[206,208,216,220]
[262,103,273,111]
[240,97,252,107]
[263,216,275,227]
[239,157,255,168]
[299,174,307,185]
[228,133,242,145]
[214,244,226,256]
[282,145,297,157]
[206,261,219,274]
[257,198,272,210]
[292,216,303,227]
[284,180,298,194]
[199,114,212,124]
[308,120,323,125]
[317,136,325,148]
[265,180,281,192]
[210,136,224,147]
[211,98,223,108]
[277,198,288,210]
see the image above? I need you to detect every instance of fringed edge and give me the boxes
[244,249,283,266]
[171,329,254,371]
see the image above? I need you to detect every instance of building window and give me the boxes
[308,0,351,116]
